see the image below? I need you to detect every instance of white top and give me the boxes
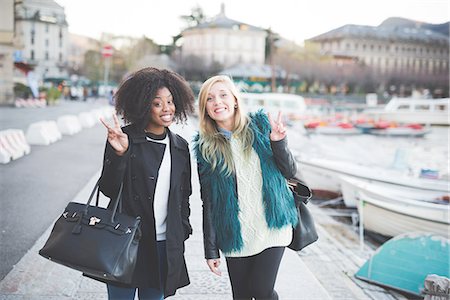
[146,135,171,241]
[224,136,292,257]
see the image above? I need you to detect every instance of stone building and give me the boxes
[14,0,69,83]
[0,0,15,105]
[181,4,267,69]
[308,18,449,87]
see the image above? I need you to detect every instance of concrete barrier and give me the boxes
[0,143,10,164]
[78,112,96,128]
[26,121,61,145]
[0,129,31,163]
[45,121,62,142]
[14,98,46,108]
[2,129,31,155]
[91,106,115,122]
[57,115,82,135]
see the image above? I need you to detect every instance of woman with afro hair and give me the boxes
[99,67,195,299]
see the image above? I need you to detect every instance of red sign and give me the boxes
[101,45,113,58]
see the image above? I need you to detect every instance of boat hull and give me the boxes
[297,157,449,201]
[358,191,449,238]
[355,233,450,296]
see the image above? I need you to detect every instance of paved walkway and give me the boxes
[0,119,332,299]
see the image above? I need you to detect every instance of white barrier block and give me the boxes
[0,144,10,164]
[26,121,58,145]
[78,112,96,128]
[45,120,62,142]
[2,129,31,155]
[0,133,23,160]
[57,115,82,135]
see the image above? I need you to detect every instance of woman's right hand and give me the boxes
[100,114,129,156]
[206,259,222,276]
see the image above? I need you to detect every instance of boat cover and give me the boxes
[355,233,450,296]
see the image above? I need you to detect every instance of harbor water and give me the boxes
[288,124,449,181]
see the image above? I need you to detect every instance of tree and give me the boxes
[179,5,206,28]
[122,36,160,71]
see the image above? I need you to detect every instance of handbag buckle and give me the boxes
[89,216,101,226]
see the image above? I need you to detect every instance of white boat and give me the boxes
[296,156,450,204]
[340,175,448,208]
[354,180,449,237]
[240,92,306,120]
[365,97,449,125]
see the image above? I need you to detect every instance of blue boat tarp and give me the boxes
[355,233,450,296]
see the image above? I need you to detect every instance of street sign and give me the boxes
[101,45,113,58]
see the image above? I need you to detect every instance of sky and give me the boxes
[55,0,449,45]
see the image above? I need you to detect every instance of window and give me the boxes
[30,50,34,60]
[397,105,410,110]
[45,51,49,60]
[415,105,430,111]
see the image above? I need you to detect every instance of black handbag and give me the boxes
[39,179,141,284]
[287,178,319,251]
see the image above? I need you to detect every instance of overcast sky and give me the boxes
[55,0,449,45]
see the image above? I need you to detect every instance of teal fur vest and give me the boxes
[194,111,298,253]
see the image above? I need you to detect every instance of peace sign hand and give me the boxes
[268,111,287,141]
[100,114,129,156]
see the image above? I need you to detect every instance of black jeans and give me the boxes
[225,247,285,300]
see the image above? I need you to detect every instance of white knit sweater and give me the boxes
[224,136,292,257]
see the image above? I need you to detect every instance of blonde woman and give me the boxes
[194,75,298,300]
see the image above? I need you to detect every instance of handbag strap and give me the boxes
[288,178,312,204]
[85,179,124,223]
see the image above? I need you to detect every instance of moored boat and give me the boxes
[339,175,448,208]
[297,156,449,197]
[355,233,450,296]
[355,183,449,237]
[364,97,449,125]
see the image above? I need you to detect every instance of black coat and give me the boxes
[98,124,192,297]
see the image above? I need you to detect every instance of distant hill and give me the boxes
[379,17,449,37]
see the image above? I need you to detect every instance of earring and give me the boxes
[234,104,238,108]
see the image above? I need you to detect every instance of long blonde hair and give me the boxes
[197,75,254,175]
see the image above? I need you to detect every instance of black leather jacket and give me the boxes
[200,137,297,259]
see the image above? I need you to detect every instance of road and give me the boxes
[0,101,108,280]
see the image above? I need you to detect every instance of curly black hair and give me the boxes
[114,67,195,129]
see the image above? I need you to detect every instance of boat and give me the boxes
[297,156,450,197]
[355,233,450,297]
[313,123,361,135]
[339,175,449,208]
[354,181,449,237]
[364,97,449,125]
[368,126,431,137]
[240,92,307,120]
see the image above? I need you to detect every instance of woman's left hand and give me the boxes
[268,111,286,141]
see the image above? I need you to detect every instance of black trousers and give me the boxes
[225,247,285,300]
